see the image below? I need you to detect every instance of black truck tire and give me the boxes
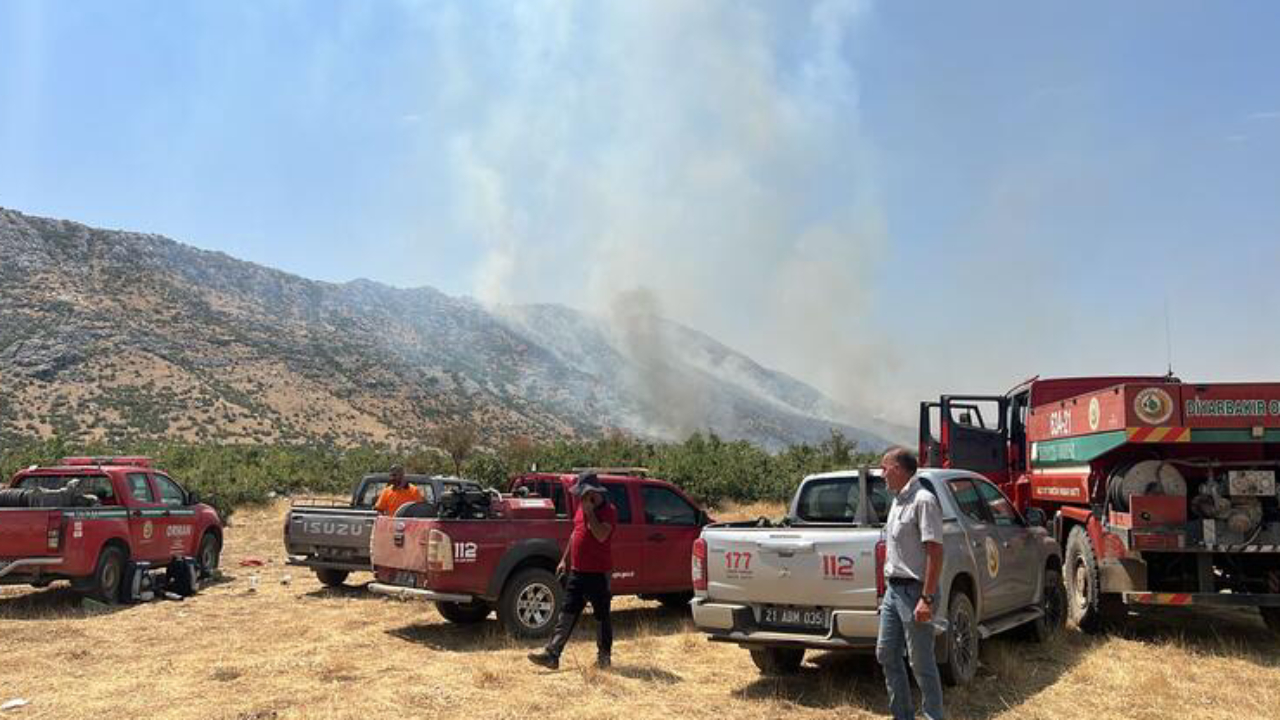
[1262,607,1280,636]
[315,568,350,587]
[437,600,492,624]
[197,532,221,579]
[749,647,804,675]
[1064,526,1122,633]
[940,591,978,687]
[89,546,126,604]
[1028,568,1067,643]
[498,567,563,640]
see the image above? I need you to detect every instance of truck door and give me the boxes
[926,396,1011,487]
[123,472,166,562]
[972,478,1038,612]
[944,477,1012,616]
[601,482,644,594]
[638,484,702,591]
[151,473,198,560]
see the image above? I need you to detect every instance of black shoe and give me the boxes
[528,650,559,670]
[595,654,612,669]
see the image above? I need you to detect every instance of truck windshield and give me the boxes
[17,474,117,504]
[794,476,891,524]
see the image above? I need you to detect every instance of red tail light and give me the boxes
[875,539,887,600]
[426,528,454,572]
[692,538,708,591]
[47,511,63,551]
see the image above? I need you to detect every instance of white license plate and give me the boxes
[1228,470,1276,496]
[761,606,827,630]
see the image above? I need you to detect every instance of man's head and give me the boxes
[880,447,919,495]
[570,472,607,508]
[389,465,406,488]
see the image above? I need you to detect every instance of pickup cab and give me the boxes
[691,468,1064,685]
[284,473,478,586]
[369,471,712,638]
[0,457,223,603]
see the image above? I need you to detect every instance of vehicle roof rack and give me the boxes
[571,467,650,477]
[59,456,153,468]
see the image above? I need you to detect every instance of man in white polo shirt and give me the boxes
[876,447,945,720]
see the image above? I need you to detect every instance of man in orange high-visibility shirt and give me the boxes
[374,465,422,516]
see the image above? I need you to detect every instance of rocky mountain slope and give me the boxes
[0,208,894,451]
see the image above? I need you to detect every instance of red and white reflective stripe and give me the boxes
[1129,592,1193,605]
[1125,427,1190,443]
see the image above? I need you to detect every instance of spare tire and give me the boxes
[0,488,32,507]
[395,501,439,518]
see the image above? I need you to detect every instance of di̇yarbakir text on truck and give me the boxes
[369,470,712,638]
[692,468,1062,684]
[921,375,1280,635]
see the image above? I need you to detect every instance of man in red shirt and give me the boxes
[528,472,616,670]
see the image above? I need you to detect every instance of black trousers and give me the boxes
[546,571,613,659]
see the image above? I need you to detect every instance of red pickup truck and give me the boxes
[0,457,224,603]
[369,471,711,638]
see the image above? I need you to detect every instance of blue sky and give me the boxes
[2,1,1278,424]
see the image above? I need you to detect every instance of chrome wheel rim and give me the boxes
[101,561,120,593]
[1072,560,1090,616]
[517,582,555,628]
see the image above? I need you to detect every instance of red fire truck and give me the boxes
[921,376,1280,634]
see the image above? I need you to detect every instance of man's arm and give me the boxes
[584,501,613,542]
[916,493,945,622]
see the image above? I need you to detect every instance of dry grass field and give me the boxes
[3,501,1279,720]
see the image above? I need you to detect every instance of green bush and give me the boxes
[0,429,882,514]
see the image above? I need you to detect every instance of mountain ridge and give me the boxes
[0,207,896,451]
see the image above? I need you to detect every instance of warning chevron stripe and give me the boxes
[1126,427,1190,443]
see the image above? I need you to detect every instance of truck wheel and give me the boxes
[197,532,222,579]
[1029,568,1067,643]
[437,600,492,624]
[940,592,978,687]
[1064,526,1120,632]
[499,568,564,639]
[656,592,694,610]
[1262,607,1280,635]
[89,546,126,604]
[315,568,350,587]
[749,646,804,675]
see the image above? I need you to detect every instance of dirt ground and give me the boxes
[2,501,1279,720]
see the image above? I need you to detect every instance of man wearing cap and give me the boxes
[528,472,616,670]
[373,465,423,516]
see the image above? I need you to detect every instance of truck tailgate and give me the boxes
[0,509,58,558]
[370,515,429,572]
[287,507,376,552]
[704,526,882,610]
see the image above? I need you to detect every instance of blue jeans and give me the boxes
[876,581,945,720]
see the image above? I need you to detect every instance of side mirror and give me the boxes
[1025,508,1047,528]
[188,491,202,506]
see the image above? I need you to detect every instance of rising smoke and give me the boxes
[430,0,890,435]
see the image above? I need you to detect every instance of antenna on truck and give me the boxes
[1164,298,1175,378]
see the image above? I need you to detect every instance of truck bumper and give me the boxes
[691,599,879,649]
[1122,592,1280,608]
[285,556,370,573]
[368,583,473,604]
[0,558,64,581]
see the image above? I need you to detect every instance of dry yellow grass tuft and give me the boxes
[2,500,1279,719]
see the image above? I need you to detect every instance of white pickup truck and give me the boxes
[691,468,1065,685]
